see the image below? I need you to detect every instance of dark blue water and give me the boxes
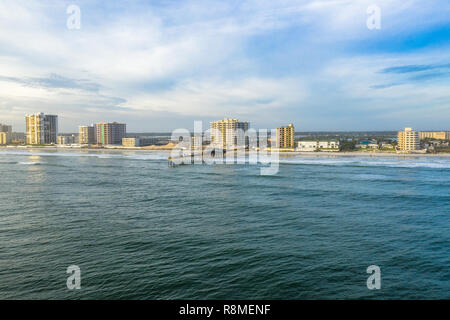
[0,149,449,299]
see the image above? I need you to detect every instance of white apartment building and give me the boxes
[398,128,420,151]
[210,118,249,149]
[297,141,340,151]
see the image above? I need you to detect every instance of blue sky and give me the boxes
[0,0,449,132]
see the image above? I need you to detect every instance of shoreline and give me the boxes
[1,146,449,157]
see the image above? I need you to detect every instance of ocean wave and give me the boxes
[0,161,18,164]
[353,174,389,180]
[18,161,44,165]
[2,150,450,169]
[0,150,169,161]
[276,157,450,169]
[124,154,170,161]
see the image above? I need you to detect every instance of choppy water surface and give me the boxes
[0,149,449,299]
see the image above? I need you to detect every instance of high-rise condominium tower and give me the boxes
[25,113,58,145]
[398,127,420,151]
[210,118,249,149]
[79,125,96,144]
[96,122,126,145]
[276,124,295,149]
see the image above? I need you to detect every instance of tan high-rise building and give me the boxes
[210,118,249,149]
[25,113,58,145]
[418,131,449,140]
[398,128,420,151]
[79,125,96,144]
[96,122,126,145]
[0,123,12,144]
[276,124,295,149]
[0,132,11,145]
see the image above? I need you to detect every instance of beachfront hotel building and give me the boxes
[398,128,420,151]
[0,132,11,144]
[25,113,58,145]
[79,125,96,144]
[96,122,126,145]
[276,124,295,150]
[122,137,154,147]
[419,131,449,140]
[297,141,340,151]
[210,118,249,149]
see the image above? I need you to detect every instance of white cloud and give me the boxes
[0,0,449,131]
[127,77,307,116]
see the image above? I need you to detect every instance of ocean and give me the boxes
[0,149,449,299]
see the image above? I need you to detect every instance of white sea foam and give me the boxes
[1,150,449,169]
[0,150,169,161]
[18,161,44,165]
[276,157,450,169]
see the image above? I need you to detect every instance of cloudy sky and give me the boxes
[0,0,449,132]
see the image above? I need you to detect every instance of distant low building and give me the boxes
[419,131,449,140]
[210,118,249,149]
[297,141,339,151]
[10,132,25,144]
[356,142,379,149]
[318,141,340,150]
[381,143,394,149]
[57,135,76,145]
[297,141,318,151]
[122,137,155,147]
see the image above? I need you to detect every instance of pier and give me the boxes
[168,149,227,167]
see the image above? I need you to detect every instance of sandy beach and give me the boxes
[1,145,449,158]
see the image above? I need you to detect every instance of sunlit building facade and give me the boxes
[96,122,126,145]
[57,135,76,145]
[398,128,420,151]
[25,113,58,145]
[0,132,11,145]
[79,125,96,144]
[276,124,295,149]
[419,131,449,140]
[210,118,249,149]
